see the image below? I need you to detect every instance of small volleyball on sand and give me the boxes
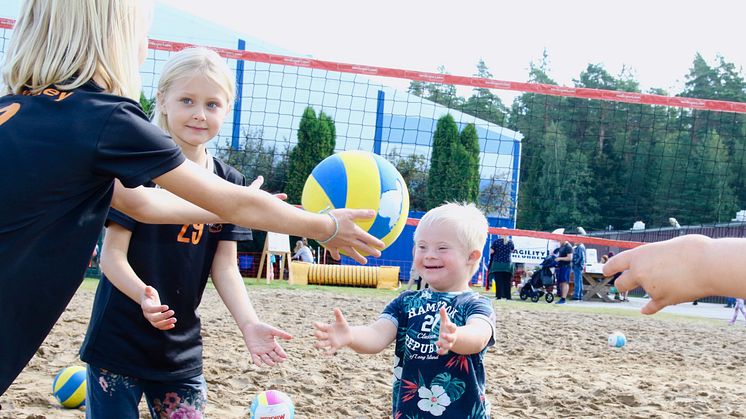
[249,389,295,419]
[52,366,86,409]
[608,331,627,348]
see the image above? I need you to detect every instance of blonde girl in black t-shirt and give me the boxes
[0,0,382,397]
[81,47,295,417]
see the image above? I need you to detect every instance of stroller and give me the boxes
[519,253,557,303]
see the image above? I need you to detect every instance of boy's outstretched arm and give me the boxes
[211,240,292,367]
[313,308,396,355]
[604,234,746,314]
[435,307,493,356]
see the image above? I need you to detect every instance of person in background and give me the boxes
[554,241,573,304]
[405,263,427,291]
[293,240,314,263]
[571,240,586,300]
[728,298,746,326]
[489,234,515,300]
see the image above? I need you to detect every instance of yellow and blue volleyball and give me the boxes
[52,366,86,409]
[249,389,294,419]
[302,151,409,251]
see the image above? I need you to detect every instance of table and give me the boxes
[582,272,619,303]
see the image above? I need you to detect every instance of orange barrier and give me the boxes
[289,262,399,289]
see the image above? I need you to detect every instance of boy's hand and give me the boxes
[313,308,353,354]
[241,322,293,367]
[435,307,458,355]
[140,286,176,330]
[603,235,710,314]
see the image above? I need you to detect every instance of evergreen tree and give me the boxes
[285,107,336,204]
[507,51,561,229]
[461,59,506,125]
[427,114,460,209]
[459,123,481,201]
[426,115,479,208]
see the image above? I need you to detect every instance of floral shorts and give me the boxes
[86,365,207,419]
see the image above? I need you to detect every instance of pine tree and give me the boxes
[427,114,460,209]
[286,107,336,204]
[426,115,480,208]
[459,123,481,201]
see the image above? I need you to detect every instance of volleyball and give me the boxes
[608,331,627,348]
[52,366,86,409]
[301,151,409,251]
[249,389,295,419]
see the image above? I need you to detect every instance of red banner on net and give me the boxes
[2,17,745,114]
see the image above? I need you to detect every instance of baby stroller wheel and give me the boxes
[531,294,540,303]
[519,288,529,301]
[545,293,554,303]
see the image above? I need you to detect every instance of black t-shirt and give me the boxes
[80,157,252,381]
[0,82,185,395]
[557,242,574,267]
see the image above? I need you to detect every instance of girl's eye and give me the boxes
[180,98,192,105]
[207,102,219,109]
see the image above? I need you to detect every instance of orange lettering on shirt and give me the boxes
[0,103,20,126]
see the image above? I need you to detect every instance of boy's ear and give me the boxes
[468,250,481,263]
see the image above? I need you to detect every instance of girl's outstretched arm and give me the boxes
[153,160,384,264]
[211,240,292,367]
[111,175,274,225]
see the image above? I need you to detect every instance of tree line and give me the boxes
[408,52,746,231]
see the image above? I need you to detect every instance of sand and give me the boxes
[1,286,745,418]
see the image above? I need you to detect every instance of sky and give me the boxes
[155,0,746,101]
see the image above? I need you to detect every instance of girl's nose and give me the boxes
[193,109,206,121]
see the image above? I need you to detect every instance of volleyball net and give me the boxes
[3,16,746,259]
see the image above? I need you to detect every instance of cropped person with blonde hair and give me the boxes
[314,203,496,418]
[0,0,382,396]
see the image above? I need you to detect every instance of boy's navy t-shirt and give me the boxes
[80,157,252,381]
[381,289,496,418]
[0,82,185,394]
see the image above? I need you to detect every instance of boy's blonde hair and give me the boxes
[414,202,489,276]
[2,0,153,100]
[154,47,235,135]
